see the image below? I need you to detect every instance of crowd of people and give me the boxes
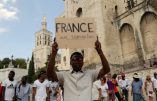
[0,38,157,101]
[0,70,157,101]
[0,70,63,101]
[92,72,157,101]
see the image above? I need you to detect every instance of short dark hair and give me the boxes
[9,70,15,76]
[154,72,157,77]
[112,74,117,79]
[70,52,83,60]
[38,70,46,79]
[22,76,27,80]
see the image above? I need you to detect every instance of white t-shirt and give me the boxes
[16,83,31,101]
[49,81,59,101]
[2,79,17,101]
[57,69,100,101]
[101,83,108,97]
[152,77,157,89]
[92,80,101,100]
[33,79,49,101]
[118,79,130,90]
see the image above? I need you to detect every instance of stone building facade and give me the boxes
[59,0,157,72]
[33,17,52,70]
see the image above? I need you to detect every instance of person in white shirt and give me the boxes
[92,79,101,101]
[16,76,31,101]
[2,70,17,101]
[32,71,50,101]
[49,80,59,101]
[46,37,110,101]
[118,73,129,101]
[100,76,108,101]
[152,72,157,101]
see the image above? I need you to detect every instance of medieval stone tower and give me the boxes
[33,16,52,70]
[59,0,157,72]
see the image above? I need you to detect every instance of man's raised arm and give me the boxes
[95,37,110,76]
[47,38,58,81]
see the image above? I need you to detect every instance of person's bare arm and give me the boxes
[32,87,36,101]
[95,37,110,76]
[47,38,58,81]
[98,88,102,101]
[144,81,147,95]
[46,87,50,101]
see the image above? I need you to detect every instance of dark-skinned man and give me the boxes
[47,37,110,101]
[2,71,17,101]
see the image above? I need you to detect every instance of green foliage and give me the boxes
[14,58,27,69]
[0,60,3,69]
[0,58,27,69]
[27,54,35,84]
[1,58,10,68]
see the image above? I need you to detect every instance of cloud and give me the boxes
[0,0,18,21]
[0,28,8,35]
[1,0,17,4]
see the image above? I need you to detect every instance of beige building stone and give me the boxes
[33,17,52,70]
[59,0,157,72]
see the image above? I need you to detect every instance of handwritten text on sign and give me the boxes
[56,18,96,48]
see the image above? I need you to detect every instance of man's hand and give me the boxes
[95,36,102,54]
[52,38,58,55]
[95,36,110,75]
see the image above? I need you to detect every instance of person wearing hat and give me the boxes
[131,73,144,101]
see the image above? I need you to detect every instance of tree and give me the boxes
[1,58,10,68]
[27,54,35,84]
[14,58,27,69]
[0,60,3,69]
[0,57,27,69]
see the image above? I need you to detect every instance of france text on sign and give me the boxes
[55,18,97,48]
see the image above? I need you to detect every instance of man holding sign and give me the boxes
[47,36,110,101]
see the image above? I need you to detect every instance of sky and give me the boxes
[0,0,64,60]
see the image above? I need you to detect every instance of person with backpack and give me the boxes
[16,76,31,101]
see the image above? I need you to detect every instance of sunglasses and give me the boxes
[71,56,83,61]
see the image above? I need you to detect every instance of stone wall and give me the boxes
[60,0,157,71]
[0,68,28,82]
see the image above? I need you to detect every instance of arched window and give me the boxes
[140,12,157,54]
[120,23,137,61]
[76,8,82,17]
